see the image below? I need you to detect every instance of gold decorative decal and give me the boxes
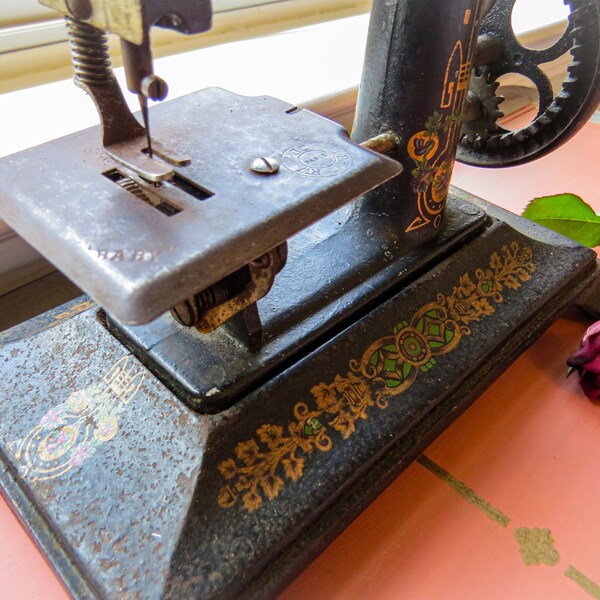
[12,356,144,481]
[0,300,96,345]
[417,455,510,527]
[406,0,482,233]
[515,528,560,566]
[218,243,536,512]
[52,300,95,323]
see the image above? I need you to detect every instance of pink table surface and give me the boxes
[1,120,599,600]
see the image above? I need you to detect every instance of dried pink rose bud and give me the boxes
[567,320,600,401]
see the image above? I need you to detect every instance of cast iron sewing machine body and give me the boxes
[0,0,599,597]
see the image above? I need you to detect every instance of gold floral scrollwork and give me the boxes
[218,243,536,512]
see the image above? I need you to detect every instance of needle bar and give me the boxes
[139,95,153,158]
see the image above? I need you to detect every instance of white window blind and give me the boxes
[0,0,307,54]
[0,0,286,27]
[0,0,54,28]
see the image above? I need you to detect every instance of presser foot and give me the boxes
[0,196,597,599]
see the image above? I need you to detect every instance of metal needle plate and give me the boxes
[0,88,401,324]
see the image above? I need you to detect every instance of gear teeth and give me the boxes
[460,70,504,144]
[458,0,600,166]
[537,114,551,126]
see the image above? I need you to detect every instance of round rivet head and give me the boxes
[141,75,169,102]
[250,157,280,174]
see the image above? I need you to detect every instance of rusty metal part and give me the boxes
[57,0,195,167]
[241,302,264,353]
[359,132,399,155]
[461,72,504,142]
[64,17,188,181]
[109,198,486,411]
[172,243,287,352]
[0,89,401,325]
[64,17,144,146]
[171,244,287,342]
[41,0,212,45]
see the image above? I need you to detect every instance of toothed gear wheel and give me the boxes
[461,72,505,143]
[457,0,600,167]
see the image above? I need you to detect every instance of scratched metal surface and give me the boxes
[0,312,206,599]
[0,89,401,325]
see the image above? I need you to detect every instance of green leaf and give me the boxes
[522,194,600,248]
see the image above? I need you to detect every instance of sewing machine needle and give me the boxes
[139,95,153,158]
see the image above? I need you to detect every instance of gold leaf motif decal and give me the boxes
[218,243,536,512]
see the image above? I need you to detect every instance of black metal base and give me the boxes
[0,192,597,600]
[106,194,487,412]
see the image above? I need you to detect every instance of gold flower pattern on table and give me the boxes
[515,528,561,566]
[419,455,600,598]
[218,242,536,512]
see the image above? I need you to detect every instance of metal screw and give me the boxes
[141,75,169,102]
[66,0,93,20]
[250,157,280,174]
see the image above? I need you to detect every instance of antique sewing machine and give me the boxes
[0,0,599,597]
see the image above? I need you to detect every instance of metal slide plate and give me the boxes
[0,88,401,324]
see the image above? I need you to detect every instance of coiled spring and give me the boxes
[65,16,113,86]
